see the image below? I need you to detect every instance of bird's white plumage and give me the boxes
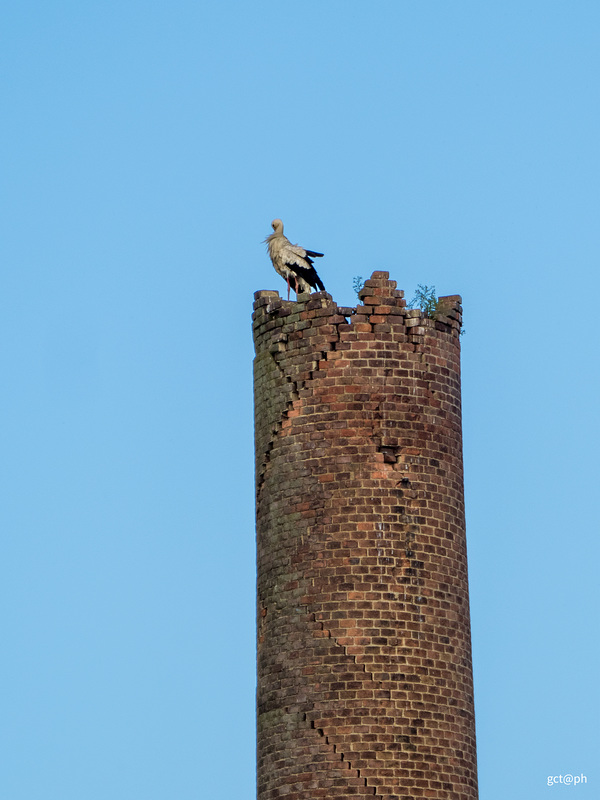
[264,219,325,297]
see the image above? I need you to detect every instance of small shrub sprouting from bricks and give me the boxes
[408,284,465,334]
[408,284,441,318]
[352,275,365,298]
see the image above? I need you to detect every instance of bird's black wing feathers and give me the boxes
[287,261,326,292]
[305,250,324,258]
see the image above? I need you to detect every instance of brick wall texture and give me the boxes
[253,271,478,800]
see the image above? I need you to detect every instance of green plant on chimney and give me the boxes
[352,275,365,298]
[409,284,465,334]
[408,284,441,318]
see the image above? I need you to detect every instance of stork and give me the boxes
[264,219,325,300]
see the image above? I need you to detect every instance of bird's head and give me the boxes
[271,219,284,234]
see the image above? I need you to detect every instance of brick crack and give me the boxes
[302,712,382,798]
[302,614,384,798]
[255,315,343,506]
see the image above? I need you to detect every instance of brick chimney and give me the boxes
[253,272,477,799]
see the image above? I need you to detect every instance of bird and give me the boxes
[264,219,325,300]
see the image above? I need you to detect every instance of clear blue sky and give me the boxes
[1,2,598,798]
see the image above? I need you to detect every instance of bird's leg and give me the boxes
[286,276,290,300]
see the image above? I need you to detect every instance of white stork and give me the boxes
[264,219,325,300]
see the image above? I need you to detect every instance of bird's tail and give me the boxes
[314,274,325,292]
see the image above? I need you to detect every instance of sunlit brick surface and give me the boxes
[253,272,477,800]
